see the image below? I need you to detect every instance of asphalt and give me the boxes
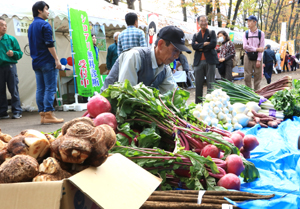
[1,69,299,137]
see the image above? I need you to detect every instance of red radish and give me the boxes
[240,147,251,159]
[225,154,245,176]
[200,145,220,158]
[233,130,245,138]
[87,94,111,118]
[217,173,241,190]
[230,133,244,149]
[174,169,191,178]
[223,137,234,144]
[94,112,117,131]
[219,152,224,159]
[243,135,259,151]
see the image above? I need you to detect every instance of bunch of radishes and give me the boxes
[83,93,117,131]
[192,89,243,131]
[198,131,259,190]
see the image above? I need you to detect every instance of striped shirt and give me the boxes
[242,29,265,61]
[117,25,147,56]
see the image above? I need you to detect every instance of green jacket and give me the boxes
[0,34,23,67]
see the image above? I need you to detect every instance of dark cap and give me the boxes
[245,15,258,22]
[157,26,192,54]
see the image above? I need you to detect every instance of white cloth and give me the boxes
[118,47,177,94]
[173,71,187,83]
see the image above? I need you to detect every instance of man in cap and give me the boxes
[243,15,265,90]
[192,15,219,104]
[101,26,191,94]
[263,44,276,84]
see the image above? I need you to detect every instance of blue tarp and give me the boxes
[231,117,300,209]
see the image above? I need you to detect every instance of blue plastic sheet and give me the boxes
[230,117,300,209]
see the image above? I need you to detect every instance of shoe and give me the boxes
[0,114,9,119]
[39,112,45,124]
[12,113,22,119]
[44,111,64,124]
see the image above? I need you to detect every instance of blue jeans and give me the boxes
[34,63,58,112]
[0,64,22,115]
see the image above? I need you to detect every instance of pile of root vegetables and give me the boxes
[0,118,116,183]
[101,80,260,191]
[141,190,275,209]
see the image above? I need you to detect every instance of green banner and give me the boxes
[70,8,102,97]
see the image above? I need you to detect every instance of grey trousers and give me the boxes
[194,60,216,104]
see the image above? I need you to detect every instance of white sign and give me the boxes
[13,18,32,36]
[147,13,159,48]
[280,22,287,43]
[232,65,244,73]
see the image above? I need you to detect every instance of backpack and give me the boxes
[245,30,261,41]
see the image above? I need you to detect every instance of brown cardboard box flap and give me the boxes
[68,153,162,209]
[0,181,62,209]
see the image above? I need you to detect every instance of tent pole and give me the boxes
[52,18,63,108]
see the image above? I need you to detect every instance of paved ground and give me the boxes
[1,69,299,137]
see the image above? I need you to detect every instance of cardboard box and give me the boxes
[0,153,162,209]
[99,64,108,75]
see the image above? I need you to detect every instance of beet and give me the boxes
[200,145,220,158]
[243,135,259,151]
[240,147,251,159]
[217,173,241,190]
[230,133,244,149]
[233,130,245,138]
[223,137,234,144]
[94,113,117,131]
[87,94,111,118]
[225,154,245,176]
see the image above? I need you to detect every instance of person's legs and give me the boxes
[224,60,233,82]
[253,60,262,90]
[183,69,192,87]
[194,61,206,104]
[34,68,46,112]
[244,55,253,89]
[206,63,216,94]
[0,65,9,117]
[6,64,22,117]
[41,63,58,112]
[264,63,273,84]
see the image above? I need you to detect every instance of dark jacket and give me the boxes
[192,29,219,66]
[263,48,276,64]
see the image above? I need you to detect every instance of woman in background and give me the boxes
[217,31,236,81]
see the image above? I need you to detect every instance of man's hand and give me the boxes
[256,47,264,52]
[256,61,261,68]
[204,42,210,46]
[195,41,198,44]
[6,50,14,57]
[173,69,176,74]
[219,58,225,62]
[55,60,62,70]
[263,64,265,68]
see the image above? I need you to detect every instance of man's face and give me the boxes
[247,20,256,29]
[159,40,180,65]
[0,20,7,36]
[39,6,49,20]
[199,17,208,30]
[92,35,97,46]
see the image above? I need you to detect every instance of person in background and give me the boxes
[295,50,299,69]
[217,30,236,82]
[117,12,147,56]
[192,15,218,104]
[0,17,23,119]
[176,52,193,88]
[101,26,191,94]
[106,32,120,74]
[242,15,265,91]
[28,1,64,124]
[275,50,282,73]
[283,51,289,72]
[262,44,276,84]
[92,34,99,61]
[170,59,177,73]
[289,54,297,71]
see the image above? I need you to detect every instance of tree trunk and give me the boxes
[181,0,187,22]
[268,0,284,39]
[113,0,119,5]
[264,0,272,31]
[289,3,299,40]
[138,0,142,12]
[206,1,213,25]
[216,0,222,27]
[127,0,135,10]
[275,23,279,43]
[287,1,295,41]
[226,0,232,28]
[231,0,242,29]
[259,0,264,30]
[295,23,299,51]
